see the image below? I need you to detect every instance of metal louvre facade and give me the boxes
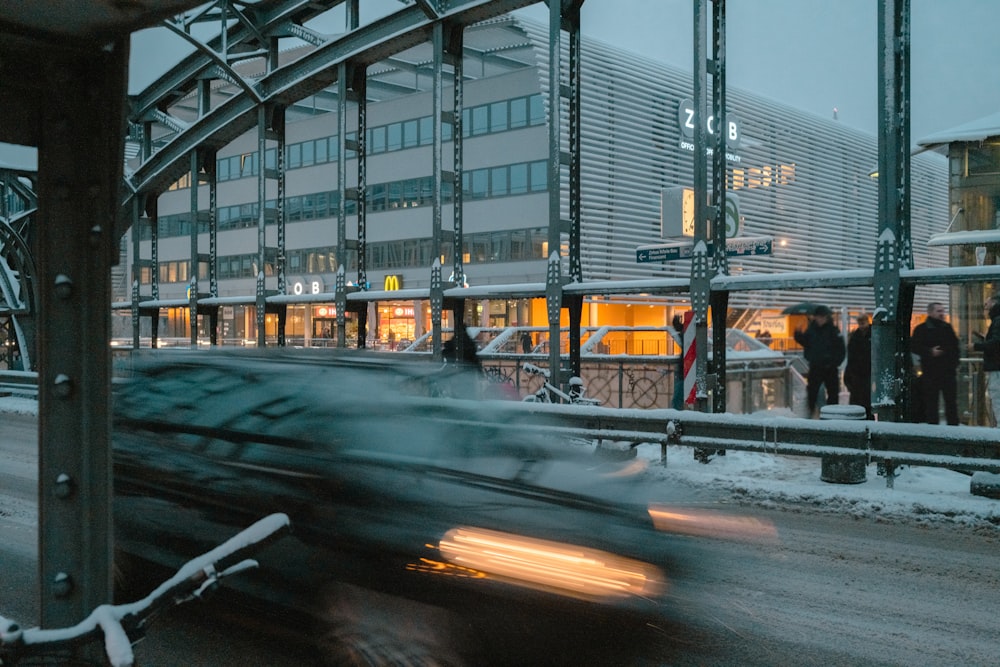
[516,17,948,310]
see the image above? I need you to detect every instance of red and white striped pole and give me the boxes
[681,310,696,405]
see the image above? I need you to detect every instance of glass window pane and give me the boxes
[402,119,419,148]
[315,138,328,163]
[529,94,545,125]
[287,144,302,169]
[530,160,547,192]
[471,106,488,136]
[471,169,488,199]
[491,166,508,197]
[442,119,452,142]
[217,157,231,181]
[419,116,433,145]
[510,97,528,128]
[372,126,387,154]
[404,178,420,207]
[388,182,403,209]
[369,183,387,211]
[387,123,403,151]
[510,163,528,194]
[462,109,472,138]
[510,229,528,260]
[302,141,315,167]
[490,101,507,133]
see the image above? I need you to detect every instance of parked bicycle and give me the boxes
[521,363,601,405]
[0,513,291,667]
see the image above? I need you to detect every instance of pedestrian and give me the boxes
[793,304,845,418]
[670,314,686,410]
[520,330,532,354]
[844,313,872,418]
[911,302,960,425]
[973,295,1000,426]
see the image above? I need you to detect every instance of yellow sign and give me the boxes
[384,274,402,291]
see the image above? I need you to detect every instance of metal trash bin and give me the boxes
[819,405,868,484]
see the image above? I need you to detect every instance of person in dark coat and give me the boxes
[793,305,846,418]
[844,313,872,418]
[973,295,1000,426]
[911,302,960,425]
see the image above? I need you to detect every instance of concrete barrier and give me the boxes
[819,405,868,484]
[970,471,1000,499]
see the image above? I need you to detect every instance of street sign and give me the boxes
[636,235,773,263]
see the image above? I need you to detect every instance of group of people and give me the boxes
[794,297,1000,425]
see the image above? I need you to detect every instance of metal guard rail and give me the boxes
[430,401,1000,479]
[0,370,37,398]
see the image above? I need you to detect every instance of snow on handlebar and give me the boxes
[1,513,291,667]
[521,363,548,377]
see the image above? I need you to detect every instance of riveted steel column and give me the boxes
[353,66,368,293]
[130,195,141,349]
[691,0,711,412]
[255,106,268,347]
[565,1,583,378]
[205,150,220,345]
[873,0,912,422]
[336,62,350,349]
[710,0,728,412]
[36,37,127,630]
[448,24,466,293]
[431,22,445,357]
[148,198,160,347]
[546,0,565,386]
[189,150,201,347]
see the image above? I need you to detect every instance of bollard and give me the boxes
[818,405,868,484]
[970,471,1000,499]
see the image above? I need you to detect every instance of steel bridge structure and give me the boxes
[3,0,1000,632]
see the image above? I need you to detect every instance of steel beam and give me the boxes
[34,37,128,631]
[873,0,911,422]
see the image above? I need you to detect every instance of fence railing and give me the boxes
[0,370,37,398]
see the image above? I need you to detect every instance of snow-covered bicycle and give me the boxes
[0,513,290,667]
[521,363,601,406]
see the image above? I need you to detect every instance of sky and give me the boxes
[3,395,999,530]
[513,0,1000,142]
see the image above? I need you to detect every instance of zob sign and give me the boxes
[677,98,742,148]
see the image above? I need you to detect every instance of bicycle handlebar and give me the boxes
[0,513,291,667]
[521,363,548,378]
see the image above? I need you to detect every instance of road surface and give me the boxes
[3,412,999,665]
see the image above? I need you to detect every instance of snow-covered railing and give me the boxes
[0,513,290,667]
[454,401,1000,482]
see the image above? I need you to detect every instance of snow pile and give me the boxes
[639,444,1000,530]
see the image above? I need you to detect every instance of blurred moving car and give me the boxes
[112,349,677,666]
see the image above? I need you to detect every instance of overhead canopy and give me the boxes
[917,110,1000,153]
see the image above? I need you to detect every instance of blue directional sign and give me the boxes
[636,236,773,263]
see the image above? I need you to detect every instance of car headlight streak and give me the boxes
[438,527,664,601]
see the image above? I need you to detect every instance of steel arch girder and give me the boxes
[121,0,537,237]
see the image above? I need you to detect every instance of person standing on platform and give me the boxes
[911,302,960,425]
[844,313,873,418]
[974,295,1000,426]
[793,304,846,418]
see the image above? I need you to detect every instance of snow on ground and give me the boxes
[637,443,1000,531]
[4,396,998,531]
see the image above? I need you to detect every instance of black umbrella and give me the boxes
[781,301,825,316]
